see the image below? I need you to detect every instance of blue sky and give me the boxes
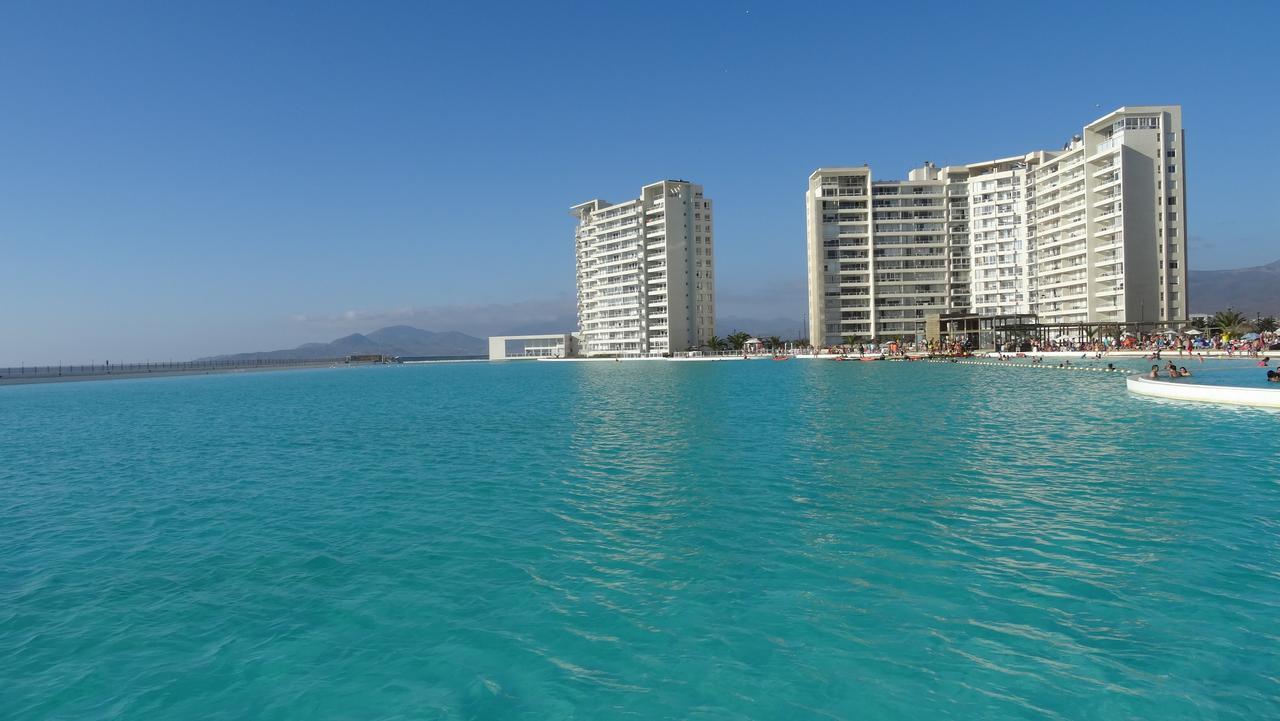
[2,1,1277,364]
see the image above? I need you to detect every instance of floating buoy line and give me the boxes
[923,358,1135,374]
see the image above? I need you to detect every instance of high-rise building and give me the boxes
[806,106,1187,346]
[572,180,714,357]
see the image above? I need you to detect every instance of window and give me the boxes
[1170,260,1178,269]
[1169,211,1177,220]
[1166,150,1176,157]
[1168,197,1177,205]
[1169,180,1177,190]
[1169,228,1178,238]
[1168,165,1176,174]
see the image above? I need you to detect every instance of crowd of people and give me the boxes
[820,328,1280,362]
[998,330,1279,357]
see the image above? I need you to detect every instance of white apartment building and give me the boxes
[572,180,714,357]
[806,164,968,341]
[807,105,1187,346]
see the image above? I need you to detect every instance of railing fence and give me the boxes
[0,357,351,380]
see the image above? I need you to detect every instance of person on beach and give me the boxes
[1149,365,1160,379]
[1179,367,1192,377]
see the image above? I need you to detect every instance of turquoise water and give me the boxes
[2,361,1278,720]
[1158,361,1277,388]
[981,356,1276,387]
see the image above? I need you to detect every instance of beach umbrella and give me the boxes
[1242,332,1260,340]
[1183,328,1202,336]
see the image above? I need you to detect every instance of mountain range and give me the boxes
[205,325,486,361]
[1188,259,1280,316]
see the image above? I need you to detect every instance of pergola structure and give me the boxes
[931,312,1193,350]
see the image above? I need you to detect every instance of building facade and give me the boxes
[807,105,1188,346]
[488,334,578,360]
[572,180,714,357]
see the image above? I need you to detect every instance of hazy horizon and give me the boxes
[3,2,1279,365]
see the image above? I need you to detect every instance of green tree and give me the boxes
[767,336,783,350]
[1211,309,1250,335]
[1252,316,1278,333]
[706,335,724,352]
[726,331,751,350]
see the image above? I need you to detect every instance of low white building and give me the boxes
[488,334,579,360]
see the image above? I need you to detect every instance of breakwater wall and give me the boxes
[0,358,355,386]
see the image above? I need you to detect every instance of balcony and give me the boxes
[1094,207,1123,224]
[1095,175,1122,193]
[1093,191,1123,208]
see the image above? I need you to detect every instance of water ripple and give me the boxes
[1,361,1277,719]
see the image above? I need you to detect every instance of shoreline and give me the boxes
[4,348,1269,386]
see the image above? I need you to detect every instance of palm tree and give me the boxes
[706,335,724,352]
[1252,316,1278,333]
[726,331,751,350]
[1211,309,1250,336]
[767,336,783,350]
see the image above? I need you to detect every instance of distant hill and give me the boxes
[1190,259,1280,316]
[204,325,486,361]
